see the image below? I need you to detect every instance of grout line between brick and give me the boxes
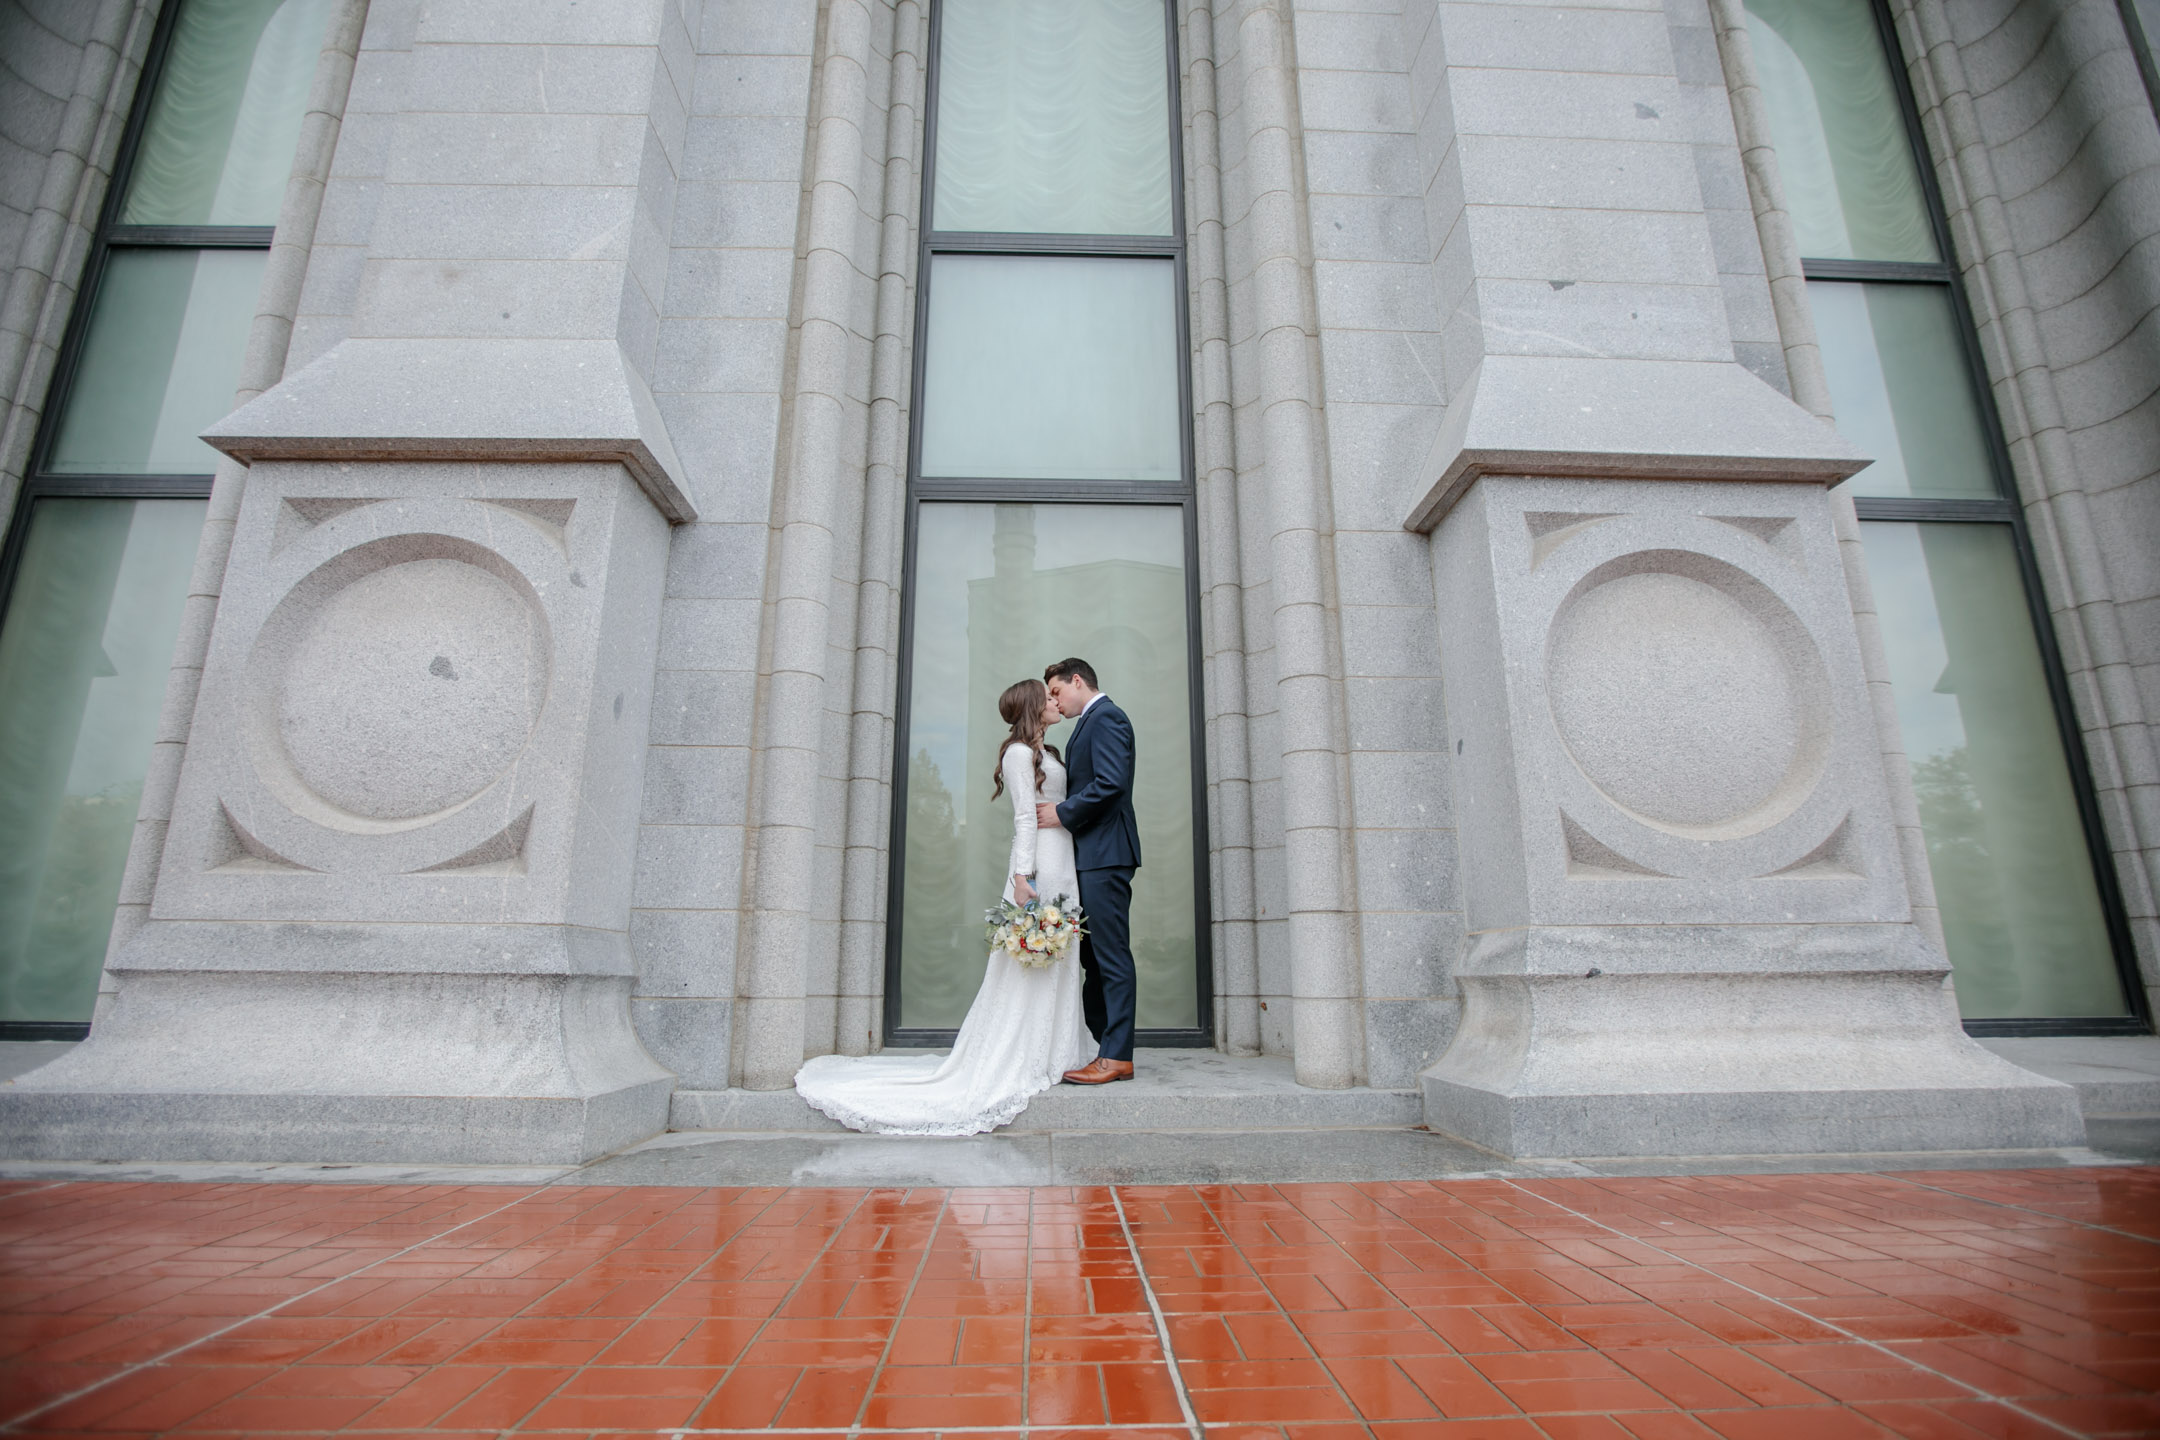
[1109,1185,1203,1440]
[839,1188,949,1437]
[649,1185,885,1438]
[1886,1171,2160,1248]
[0,1182,555,1433]
[1500,1176,2089,1440]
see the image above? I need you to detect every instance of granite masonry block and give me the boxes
[668,179,803,248]
[662,246,798,319]
[1355,825,1460,914]
[665,520,770,599]
[1338,601,1447,677]
[1344,676,1450,753]
[351,257,626,340]
[1293,9,1407,72]
[1298,67,1416,134]
[632,824,745,910]
[700,0,817,57]
[1445,67,1684,142]
[1363,997,1460,1089]
[368,185,635,262]
[1457,135,1703,212]
[1318,329,1446,409]
[1309,193,1431,264]
[385,112,648,188]
[657,596,763,672]
[1334,529,1441,608]
[1465,205,1717,285]
[632,997,733,1091]
[654,315,791,393]
[1471,275,1732,362]
[1434,4,1675,75]
[401,42,659,116]
[1359,909,1464,999]
[681,114,809,182]
[693,52,815,116]
[646,669,758,747]
[632,909,741,997]
[641,745,752,826]
[1299,129,1428,198]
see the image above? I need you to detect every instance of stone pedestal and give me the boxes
[0,455,678,1163]
[1410,361,2085,1158]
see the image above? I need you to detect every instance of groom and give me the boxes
[1037,657,1140,1084]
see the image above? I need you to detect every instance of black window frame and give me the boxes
[0,0,270,1042]
[883,0,1214,1049]
[1805,0,2150,1037]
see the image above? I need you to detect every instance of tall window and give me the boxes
[1746,0,2144,1031]
[889,0,1209,1044]
[0,0,333,1038]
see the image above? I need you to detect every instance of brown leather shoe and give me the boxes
[1061,1057,1134,1085]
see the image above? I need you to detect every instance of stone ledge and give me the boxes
[1981,1036,2160,1116]
[670,1051,1424,1133]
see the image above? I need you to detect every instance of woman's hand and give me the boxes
[1013,873,1036,904]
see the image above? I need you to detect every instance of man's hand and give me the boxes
[1036,802,1062,830]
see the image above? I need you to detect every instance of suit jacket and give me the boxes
[1055,696,1141,871]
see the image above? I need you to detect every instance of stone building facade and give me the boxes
[0,0,2152,1162]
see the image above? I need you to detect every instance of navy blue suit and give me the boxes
[1056,696,1140,1061]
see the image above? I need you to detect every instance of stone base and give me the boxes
[0,1082,672,1165]
[1420,927,2088,1158]
[670,1050,1423,1133]
[1422,1077,2086,1158]
[0,928,677,1165]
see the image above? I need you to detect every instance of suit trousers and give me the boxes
[1077,865,1137,1062]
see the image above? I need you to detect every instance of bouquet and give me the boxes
[984,892,1086,970]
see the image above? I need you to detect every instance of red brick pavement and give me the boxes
[0,1166,2153,1436]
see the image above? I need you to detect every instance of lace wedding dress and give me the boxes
[794,743,1097,1135]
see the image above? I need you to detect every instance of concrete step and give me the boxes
[668,1049,1423,1133]
[1980,1036,2160,1115]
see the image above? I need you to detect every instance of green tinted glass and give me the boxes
[122,0,337,226]
[1744,0,1938,262]
[900,503,1195,1031]
[920,254,1181,481]
[933,0,1172,235]
[1811,281,1997,499]
[0,498,207,1024]
[1860,521,2126,1018]
[48,247,265,476]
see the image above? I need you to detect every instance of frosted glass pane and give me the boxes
[934,0,1172,235]
[1861,521,2127,1019]
[1812,282,1997,499]
[1744,0,1938,262]
[900,503,1196,1032]
[49,248,265,476]
[920,255,1181,481]
[123,0,337,225]
[0,498,206,1024]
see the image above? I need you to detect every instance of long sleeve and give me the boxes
[1057,707,1134,831]
[1003,744,1038,880]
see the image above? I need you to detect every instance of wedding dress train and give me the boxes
[793,742,1097,1135]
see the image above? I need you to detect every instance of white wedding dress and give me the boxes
[794,742,1097,1135]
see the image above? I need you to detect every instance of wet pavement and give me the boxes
[0,1165,2155,1436]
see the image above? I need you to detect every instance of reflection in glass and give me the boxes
[122,0,337,226]
[1811,282,1997,499]
[48,248,266,476]
[1861,522,2126,1018]
[1744,0,1938,262]
[901,503,1195,1031]
[920,255,1181,481]
[0,499,207,1024]
[934,0,1172,235]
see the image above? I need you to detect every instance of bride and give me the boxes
[794,678,1097,1135]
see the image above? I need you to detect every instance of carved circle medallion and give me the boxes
[1546,551,1830,839]
[251,538,550,826]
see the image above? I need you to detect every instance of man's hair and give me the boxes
[1043,657,1099,691]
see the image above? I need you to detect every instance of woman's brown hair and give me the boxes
[990,678,1060,800]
